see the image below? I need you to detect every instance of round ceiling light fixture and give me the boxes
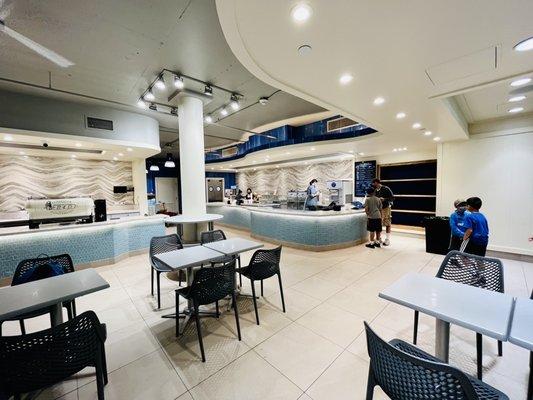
[514,37,533,52]
[433,136,441,142]
[508,95,526,102]
[373,96,385,106]
[291,3,312,22]
[298,44,312,56]
[339,73,354,85]
[510,77,531,87]
[396,112,406,119]
[412,122,421,129]
[424,130,432,136]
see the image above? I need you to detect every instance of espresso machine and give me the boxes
[326,180,354,206]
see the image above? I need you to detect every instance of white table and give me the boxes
[202,237,264,256]
[0,269,109,326]
[379,273,515,362]
[509,298,533,351]
[154,245,226,333]
[165,213,223,233]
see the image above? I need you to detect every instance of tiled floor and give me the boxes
[3,227,532,399]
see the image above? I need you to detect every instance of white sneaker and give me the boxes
[383,239,390,246]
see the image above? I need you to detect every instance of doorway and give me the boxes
[155,177,179,213]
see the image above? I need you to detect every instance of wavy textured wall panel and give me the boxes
[0,155,133,211]
[237,159,353,198]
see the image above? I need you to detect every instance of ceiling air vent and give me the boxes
[222,146,238,157]
[87,116,114,131]
[326,117,359,133]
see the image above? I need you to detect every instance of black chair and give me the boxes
[0,311,108,400]
[175,260,241,362]
[0,254,76,336]
[150,234,185,309]
[236,246,285,325]
[413,250,504,379]
[200,230,241,271]
[365,322,508,400]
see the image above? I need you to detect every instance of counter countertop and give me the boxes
[208,204,365,217]
[0,214,165,237]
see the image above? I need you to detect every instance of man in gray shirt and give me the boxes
[364,187,383,248]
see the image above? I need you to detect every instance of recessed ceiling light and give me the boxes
[514,37,533,52]
[75,143,82,147]
[71,154,76,158]
[310,147,316,151]
[276,165,280,168]
[291,3,312,22]
[433,137,441,142]
[339,73,354,85]
[118,152,123,157]
[127,147,133,152]
[509,95,526,102]
[396,112,406,119]
[112,157,117,161]
[19,151,25,155]
[509,107,524,113]
[285,152,291,155]
[298,45,312,56]
[373,97,385,106]
[424,130,432,136]
[510,77,531,87]
[393,148,398,152]
[348,150,354,153]
[4,135,13,141]
[412,122,421,129]
[402,147,407,151]
[358,152,365,156]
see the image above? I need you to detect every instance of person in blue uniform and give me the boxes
[306,179,319,211]
[448,199,469,252]
[462,197,489,256]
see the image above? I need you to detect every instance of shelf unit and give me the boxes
[378,160,437,227]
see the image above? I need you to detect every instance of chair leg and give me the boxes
[261,280,264,297]
[476,333,483,380]
[72,300,77,318]
[232,293,242,341]
[366,367,376,400]
[497,340,503,357]
[278,273,286,313]
[216,301,220,318]
[95,350,105,400]
[101,343,108,385]
[151,268,154,296]
[194,301,206,362]
[157,271,161,309]
[238,257,242,287]
[175,291,180,337]
[413,310,419,345]
[251,280,260,325]
[19,319,26,335]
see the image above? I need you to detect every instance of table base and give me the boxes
[162,308,218,335]
[435,318,450,362]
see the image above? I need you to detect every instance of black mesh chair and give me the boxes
[365,322,508,400]
[0,254,76,336]
[413,250,504,379]
[200,230,241,271]
[175,260,241,362]
[236,246,285,325]
[150,234,185,309]
[0,311,108,400]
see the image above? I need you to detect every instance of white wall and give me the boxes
[436,132,533,256]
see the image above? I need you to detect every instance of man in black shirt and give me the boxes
[372,178,394,246]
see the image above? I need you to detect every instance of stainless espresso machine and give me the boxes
[205,178,225,203]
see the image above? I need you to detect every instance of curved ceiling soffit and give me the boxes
[215,0,379,133]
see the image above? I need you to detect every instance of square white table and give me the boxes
[509,298,533,351]
[202,237,264,256]
[379,273,515,362]
[0,268,110,326]
[154,245,226,333]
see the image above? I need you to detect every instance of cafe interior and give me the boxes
[0,1,532,399]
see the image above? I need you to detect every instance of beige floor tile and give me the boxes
[315,260,376,287]
[263,287,321,321]
[346,323,402,361]
[77,350,187,400]
[255,323,343,390]
[296,303,365,348]
[291,276,344,301]
[76,286,131,313]
[35,378,78,400]
[190,351,302,400]
[326,283,388,320]
[175,392,194,400]
[162,317,250,389]
[93,299,143,334]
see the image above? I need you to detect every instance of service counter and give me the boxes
[208,204,367,251]
[0,215,166,281]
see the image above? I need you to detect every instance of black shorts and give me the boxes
[464,241,487,257]
[448,236,463,252]
[367,218,382,233]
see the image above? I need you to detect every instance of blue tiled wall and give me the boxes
[0,219,165,279]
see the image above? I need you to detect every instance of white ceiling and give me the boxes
[0,0,323,151]
[215,0,533,152]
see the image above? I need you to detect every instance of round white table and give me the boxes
[165,213,223,231]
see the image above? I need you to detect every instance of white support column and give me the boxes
[177,95,206,215]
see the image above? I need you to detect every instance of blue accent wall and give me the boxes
[145,159,179,194]
[205,116,375,163]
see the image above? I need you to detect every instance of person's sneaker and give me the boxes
[383,239,390,246]
[374,242,381,248]
[365,243,375,249]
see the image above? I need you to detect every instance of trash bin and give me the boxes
[423,216,451,255]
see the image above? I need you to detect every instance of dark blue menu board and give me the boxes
[355,161,377,196]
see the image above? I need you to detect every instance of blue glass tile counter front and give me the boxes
[208,204,367,251]
[0,216,166,279]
